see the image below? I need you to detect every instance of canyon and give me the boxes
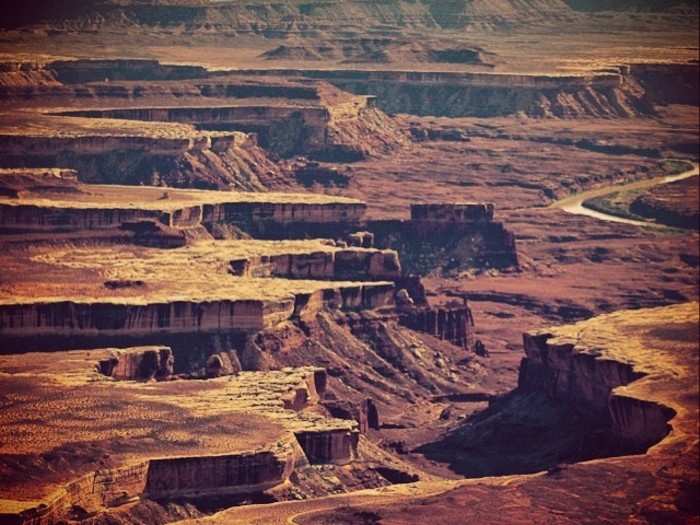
[222,302,698,525]
[0,1,697,524]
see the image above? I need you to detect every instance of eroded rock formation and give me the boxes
[367,202,518,273]
[98,346,174,381]
[519,310,683,451]
[0,351,369,524]
[235,68,656,118]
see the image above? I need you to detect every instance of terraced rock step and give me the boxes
[0,239,397,350]
[235,68,656,118]
[0,348,358,525]
[0,178,366,234]
[0,68,407,179]
[234,302,698,525]
[0,125,283,190]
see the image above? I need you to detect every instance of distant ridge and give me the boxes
[2,0,696,32]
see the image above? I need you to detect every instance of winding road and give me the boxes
[551,162,699,226]
[175,476,532,525]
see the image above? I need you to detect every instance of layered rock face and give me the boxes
[61,105,329,159]
[629,63,699,106]
[0,182,368,234]
[0,200,367,233]
[218,201,518,274]
[519,313,681,452]
[1,61,406,165]
[230,248,401,281]
[202,201,367,232]
[0,299,274,338]
[0,168,80,198]
[0,348,364,525]
[0,203,166,232]
[295,429,359,465]
[97,345,174,380]
[144,448,296,499]
[0,282,398,350]
[0,130,284,191]
[398,304,475,350]
[411,203,494,222]
[237,69,654,118]
[520,333,643,415]
[50,59,208,84]
[367,202,518,274]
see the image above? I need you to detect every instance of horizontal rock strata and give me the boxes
[0,350,359,524]
[235,68,654,118]
[518,304,696,451]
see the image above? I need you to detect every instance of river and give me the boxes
[551,162,699,226]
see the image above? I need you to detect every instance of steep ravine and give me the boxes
[416,303,694,477]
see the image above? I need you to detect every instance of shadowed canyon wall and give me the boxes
[519,333,675,451]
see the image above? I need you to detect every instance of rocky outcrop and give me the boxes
[229,248,401,281]
[608,394,676,452]
[206,351,239,378]
[347,231,374,248]
[121,220,196,248]
[411,203,494,222]
[0,130,287,191]
[322,398,380,434]
[294,429,359,465]
[97,346,174,380]
[292,284,396,321]
[262,38,490,66]
[0,61,61,88]
[366,202,518,274]
[144,446,297,500]
[398,303,475,350]
[319,97,409,161]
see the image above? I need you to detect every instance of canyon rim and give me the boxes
[0,2,698,525]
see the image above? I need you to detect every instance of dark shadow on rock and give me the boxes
[415,390,629,477]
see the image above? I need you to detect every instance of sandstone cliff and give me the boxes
[238,68,655,118]
[0,130,288,191]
